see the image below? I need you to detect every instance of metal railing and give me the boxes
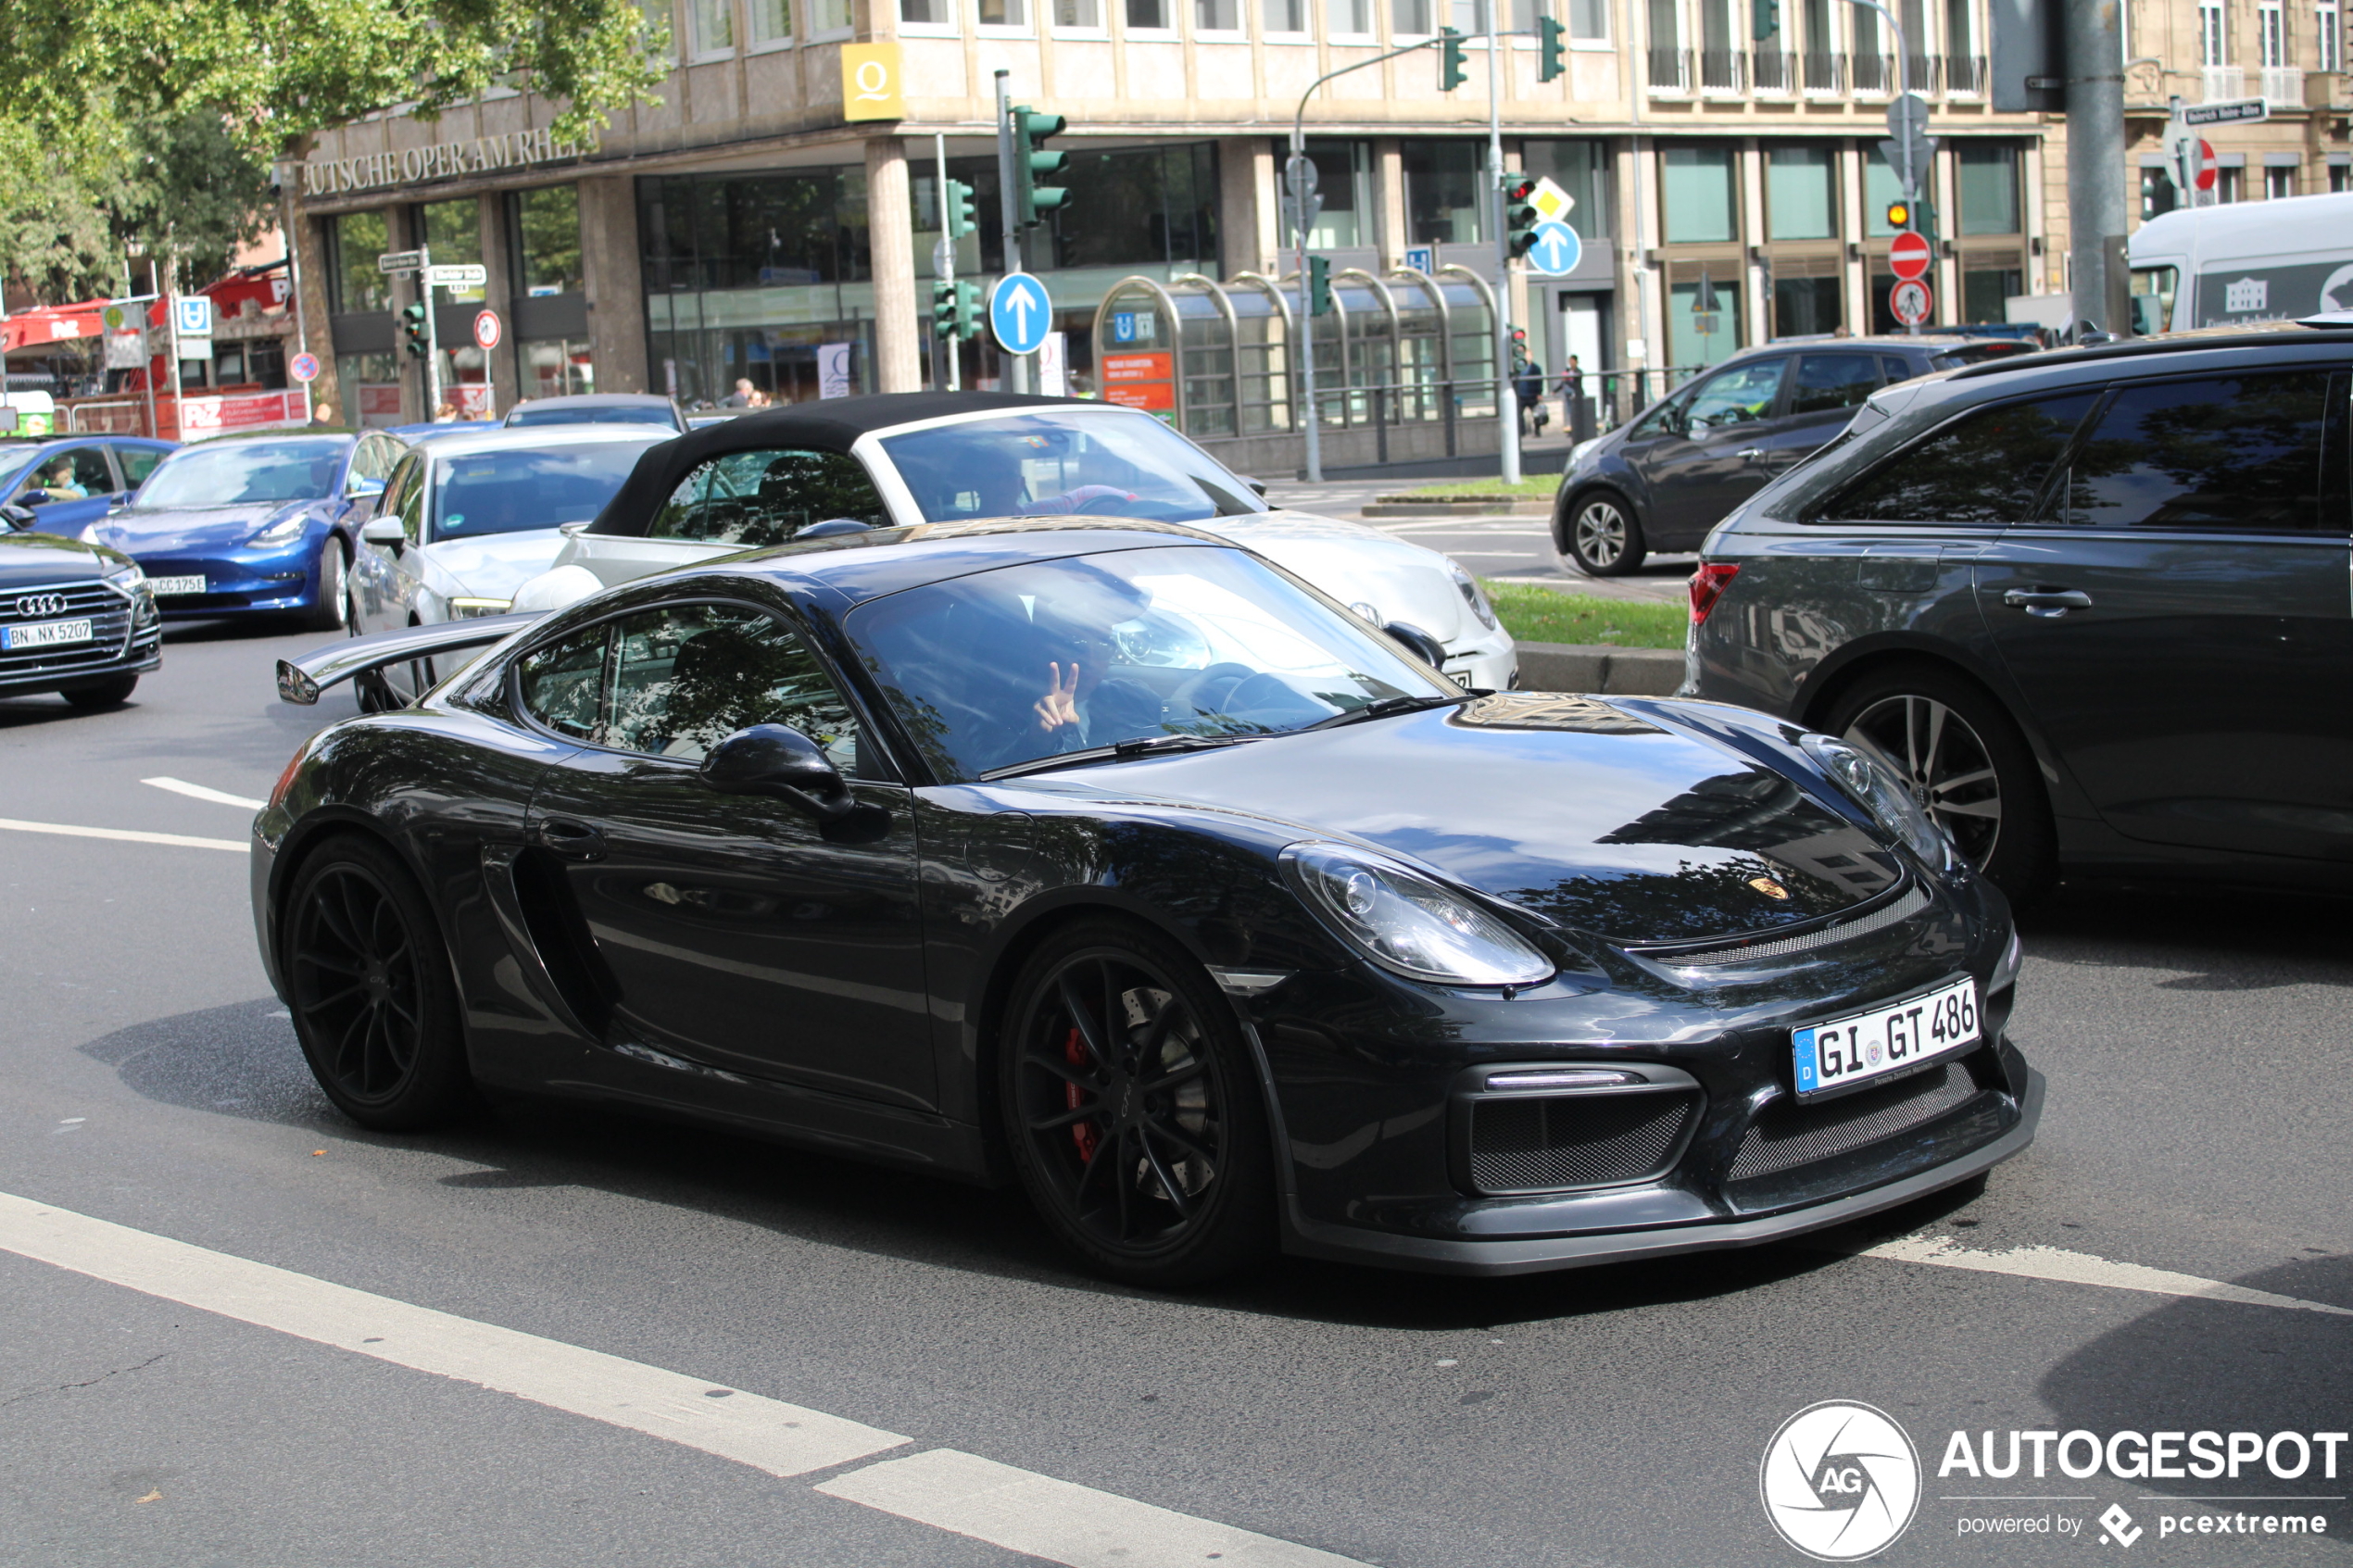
[2202,64,2246,99]
[63,399,151,436]
[1646,44,1692,93]
[1852,51,1895,94]
[1946,53,1987,94]
[1753,48,1798,94]
[2260,65,2305,103]
[1698,46,1748,94]
[1803,49,1848,93]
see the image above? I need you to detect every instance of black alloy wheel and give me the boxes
[1000,922,1273,1286]
[1563,491,1647,577]
[1820,662,2056,906]
[283,835,472,1129]
[307,538,351,633]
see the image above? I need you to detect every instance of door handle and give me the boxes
[535,818,608,860]
[1735,446,1766,461]
[2002,588,2094,618]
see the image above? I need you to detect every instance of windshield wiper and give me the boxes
[1301,694,1466,732]
[981,733,1258,780]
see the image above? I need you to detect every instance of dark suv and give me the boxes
[1553,335,2034,576]
[1685,322,2352,901]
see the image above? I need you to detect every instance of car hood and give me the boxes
[1018,697,1903,946]
[102,502,308,553]
[419,529,573,599]
[1191,509,1483,648]
[0,530,112,587]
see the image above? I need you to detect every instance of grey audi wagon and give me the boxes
[1684,321,2351,902]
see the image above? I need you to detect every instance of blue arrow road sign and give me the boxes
[989,272,1052,356]
[1527,221,1581,278]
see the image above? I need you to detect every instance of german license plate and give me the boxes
[149,575,206,596]
[1793,975,1980,1098]
[2,618,93,650]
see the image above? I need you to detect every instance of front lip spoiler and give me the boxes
[1278,1068,2044,1277]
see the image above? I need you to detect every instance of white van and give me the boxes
[2127,190,2353,333]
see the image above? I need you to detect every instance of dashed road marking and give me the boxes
[0,817,246,853]
[142,776,266,810]
[1858,1234,2353,1316]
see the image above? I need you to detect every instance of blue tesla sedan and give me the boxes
[0,436,178,538]
[78,429,413,629]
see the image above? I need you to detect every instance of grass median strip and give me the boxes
[1481,581,1688,649]
[1385,475,1560,501]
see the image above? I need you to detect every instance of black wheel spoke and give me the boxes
[1134,1134,1194,1221]
[1139,1113,1215,1166]
[1058,972,1109,1062]
[1139,1059,1204,1094]
[1027,1101,1101,1133]
[1023,1051,1103,1093]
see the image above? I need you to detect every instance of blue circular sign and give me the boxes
[1528,221,1581,278]
[988,272,1053,356]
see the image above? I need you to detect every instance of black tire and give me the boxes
[59,675,138,709]
[1817,662,2057,906]
[305,538,351,633]
[998,920,1275,1287]
[280,834,472,1130]
[1560,489,1647,577]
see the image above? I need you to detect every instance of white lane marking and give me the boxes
[0,816,246,854]
[0,1190,909,1476]
[142,776,267,810]
[819,1449,1372,1568]
[1861,1234,2353,1317]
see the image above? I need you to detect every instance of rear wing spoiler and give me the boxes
[275,612,546,705]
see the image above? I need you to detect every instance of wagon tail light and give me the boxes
[1689,561,1739,625]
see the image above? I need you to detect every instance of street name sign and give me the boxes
[1889,231,1933,282]
[1526,221,1582,277]
[427,264,487,288]
[377,249,424,275]
[2182,98,2268,127]
[989,272,1052,356]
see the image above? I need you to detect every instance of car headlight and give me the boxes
[1449,563,1500,632]
[447,596,512,620]
[1283,843,1553,987]
[1567,435,1604,470]
[247,512,308,547]
[101,557,145,587]
[1800,734,1952,866]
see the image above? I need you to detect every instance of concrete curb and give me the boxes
[1511,640,1685,696]
[1361,498,1554,518]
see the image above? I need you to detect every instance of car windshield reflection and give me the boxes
[433,441,661,539]
[843,544,1454,782]
[879,410,1265,527]
[136,438,349,508]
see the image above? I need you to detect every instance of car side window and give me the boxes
[384,454,426,541]
[1627,384,1697,440]
[515,623,610,740]
[604,604,865,772]
[113,445,165,487]
[1685,359,1788,432]
[648,449,887,547]
[27,447,116,503]
[1815,392,2101,525]
[1788,355,1881,417]
[1880,355,1913,385]
[2055,370,2342,533]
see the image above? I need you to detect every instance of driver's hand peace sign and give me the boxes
[1033,661,1082,734]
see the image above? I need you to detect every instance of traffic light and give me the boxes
[955,280,980,334]
[1884,198,1912,229]
[1307,255,1334,317]
[399,300,429,358]
[1538,15,1567,80]
[1509,326,1529,370]
[1013,106,1069,228]
[942,177,978,240]
[1752,0,1779,39]
[1439,27,1468,92]
[1504,176,1541,258]
[933,279,981,338]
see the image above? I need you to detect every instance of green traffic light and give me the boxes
[1537,16,1566,82]
[1753,0,1779,40]
[1504,178,1541,259]
[1013,107,1070,228]
[943,177,977,241]
[1306,255,1334,318]
[1438,28,1468,92]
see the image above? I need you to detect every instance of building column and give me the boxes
[1739,140,1767,344]
[576,176,649,395]
[477,190,516,416]
[1377,140,1408,266]
[291,211,341,425]
[1219,138,1267,279]
[865,136,922,394]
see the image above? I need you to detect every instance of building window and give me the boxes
[1194,0,1239,28]
[979,0,1028,25]
[2215,165,2245,201]
[2334,160,2352,191]
[1302,141,1375,248]
[1392,0,1433,34]
[902,0,941,22]
[1865,145,1906,234]
[1327,0,1373,33]
[640,0,678,62]
[1522,140,1611,234]
[1567,0,1607,34]
[1764,143,1836,240]
[1127,0,1171,26]
[328,211,391,313]
[2141,166,2179,219]
[1052,0,1101,21]
[1646,0,1680,49]
[750,0,793,41]
[2199,0,2226,62]
[2266,163,2297,197]
[1667,263,1742,364]
[522,340,597,399]
[337,352,403,426]
[2258,1,2285,63]
[1957,144,2020,234]
[1033,144,1220,270]
[1659,144,1737,243]
[1405,141,1487,245]
[2322,1,2343,68]
[1944,0,1973,60]
[1960,262,2021,324]
[512,185,585,296]
[688,0,735,55]
[1265,0,1309,30]
[418,197,486,302]
[808,0,851,31]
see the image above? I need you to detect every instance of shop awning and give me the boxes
[2,300,111,353]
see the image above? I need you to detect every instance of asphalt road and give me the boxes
[2,615,2348,1568]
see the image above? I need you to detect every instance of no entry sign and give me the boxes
[1889,231,1933,282]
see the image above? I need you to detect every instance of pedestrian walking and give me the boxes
[1516,358,1548,438]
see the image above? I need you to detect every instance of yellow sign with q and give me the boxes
[841,43,905,121]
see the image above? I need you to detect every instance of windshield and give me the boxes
[843,544,1453,782]
[433,441,659,539]
[137,439,348,508]
[880,410,1266,526]
[506,404,680,430]
[0,447,42,493]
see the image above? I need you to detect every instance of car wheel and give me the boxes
[1819,664,2057,906]
[1562,491,1647,577]
[58,675,137,709]
[999,921,1274,1287]
[306,539,351,633]
[281,834,472,1130]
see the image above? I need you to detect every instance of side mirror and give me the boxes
[1237,475,1269,498]
[346,475,386,500]
[19,489,53,507]
[360,517,407,547]
[0,502,33,530]
[795,518,872,541]
[700,723,887,840]
[107,491,132,508]
[1381,620,1449,670]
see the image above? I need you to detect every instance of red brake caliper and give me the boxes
[1064,1026,1100,1163]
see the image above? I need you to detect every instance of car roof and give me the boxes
[583,390,1089,536]
[1945,320,2353,382]
[415,425,677,461]
[161,430,354,451]
[513,394,674,408]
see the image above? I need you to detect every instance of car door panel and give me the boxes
[1639,359,1790,546]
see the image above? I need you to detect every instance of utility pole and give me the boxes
[1486,2,1522,485]
[420,246,444,416]
[994,69,1027,395]
[2066,0,2129,334]
[935,132,959,391]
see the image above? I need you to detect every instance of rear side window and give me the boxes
[649,449,886,546]
[116,445,167,486]
[2057,370,2341,533]
[1815,392,2099,524]
[1880,355,1912,384]
[1788,355,1881,416]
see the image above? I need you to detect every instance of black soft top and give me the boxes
[584,390,1086,537]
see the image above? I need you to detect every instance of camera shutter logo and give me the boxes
[1759,1400,1921,1561]
[16,593,71,620]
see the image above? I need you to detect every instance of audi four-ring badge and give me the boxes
[256,515,2039,1286]
[0,516,160,710]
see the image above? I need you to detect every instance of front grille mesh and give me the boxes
[1468,1091,1697,1193]
[1642,884,1931,968]
[1729,1065,1982,1182]
[0,580,134,683]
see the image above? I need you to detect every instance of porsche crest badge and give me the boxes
[1748,875,1791,900]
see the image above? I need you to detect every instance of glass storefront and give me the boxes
[1521,141,1611,241]
[337,351,403,427]
[328,212,393,313]
[1404,141,1486,245]
[513,186,585,295]
[419,197,487,304]
[1662,146,1739,244]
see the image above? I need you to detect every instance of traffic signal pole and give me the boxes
[2065,0,2129,336]
[420,245,444,414]
[994,70,1026,395]
[1486,20,1521,487]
